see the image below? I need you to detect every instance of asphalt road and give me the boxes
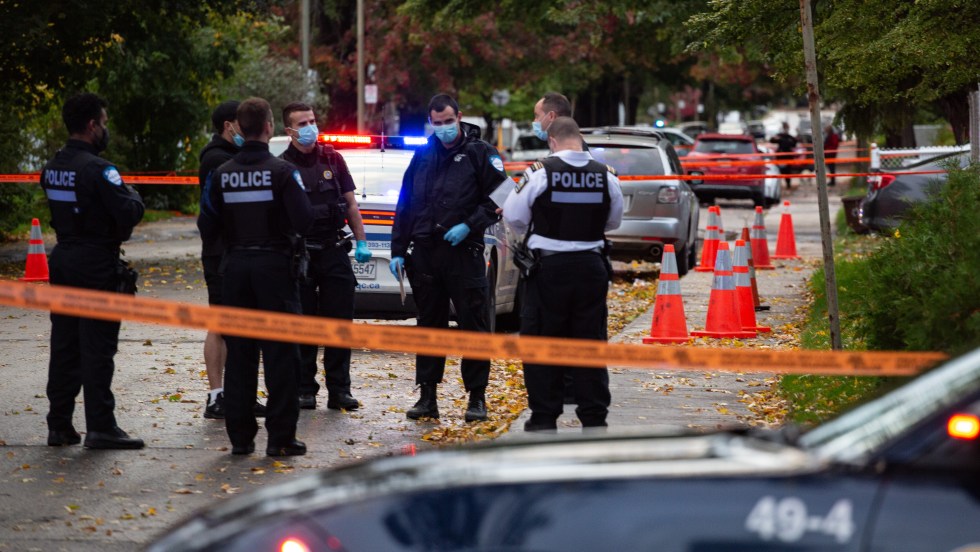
[0,178,842,550]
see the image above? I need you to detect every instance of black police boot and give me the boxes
[48,427,81,446]
[327,390,360,411]
[267,439,307,457]
[464,387,488,422]
[252,400,267,417]
[298,394,317,410]
[83,427,145,450]
[406,383,439,420]
[231,441,255,455]
[204,391,225,419]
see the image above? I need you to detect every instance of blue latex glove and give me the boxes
[443,222,470,246]
[389,256,405,278]
[354,240,372,263]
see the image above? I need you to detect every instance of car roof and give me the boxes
[695,133,755,142]
[582,133,667,149]
[581,126,667,144]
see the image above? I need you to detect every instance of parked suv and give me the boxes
[581,127,700,276]
[684,133,772,207]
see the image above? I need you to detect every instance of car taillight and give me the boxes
[868,174,896,191]
[657,186,679,203]
[948,413,980,440]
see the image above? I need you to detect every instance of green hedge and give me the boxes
[854,164,980,354]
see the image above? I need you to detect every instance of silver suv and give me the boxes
[582,127,700,275]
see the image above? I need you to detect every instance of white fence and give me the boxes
[870,144,971,171]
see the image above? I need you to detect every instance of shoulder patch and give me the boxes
[103,166,123,186]
[489,154,504,172]
[514,174,529,194]
[529,161,544,172]
[292,170,306,191]
[605,164,618,176]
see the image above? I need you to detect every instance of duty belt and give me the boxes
[534,247,602,258]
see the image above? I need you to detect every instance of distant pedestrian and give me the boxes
[279,101,369,412]
[196,100,267,420]
[201,97,315,456]
[824,124,841,187]
[41,92,146,449]
[770,122,798,188]
[390,93,509,422]
[502,116,624,432]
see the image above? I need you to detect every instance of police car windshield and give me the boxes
[340,150,413,197]
[589,147,665,176]
[693,140,756,155]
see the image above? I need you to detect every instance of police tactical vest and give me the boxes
[40,140,141,245]
[214,155,296,250]
[531,157,611,242]
[282,147,345,236]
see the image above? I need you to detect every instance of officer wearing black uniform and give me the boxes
[41,93,146,449]
[502,116,624,431]
[201,97,314,456]
[197,100,268,420]
[279,102,370,412]
[390,93,509,422]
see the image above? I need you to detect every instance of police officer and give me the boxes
[41,92,146,449]
[502,116,624,431]
[769,122,798,188]
[390,93,509,422]
[201,97,314,456]
[197,100,267,420]
[531,92,573,143]
[279,102,370,411]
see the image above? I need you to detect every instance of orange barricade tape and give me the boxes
[0,173,196,185]
[0,280,946,376]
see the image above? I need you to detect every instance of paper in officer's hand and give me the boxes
[489,179,514,209]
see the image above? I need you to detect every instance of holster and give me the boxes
[290,236,310,284]
[114,259,139,295]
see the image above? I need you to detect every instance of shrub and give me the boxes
[854,163,980,354]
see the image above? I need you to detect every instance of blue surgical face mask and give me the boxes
[296,125,319,147]
[433,122,459,144]
[232,132,244,148]
[532,120,548,142]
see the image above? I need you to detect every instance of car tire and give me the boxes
[495,281,522,333]
[752,190,766,208]
[675,244,690,277]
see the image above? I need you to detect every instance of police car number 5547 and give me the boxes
[351,259,377,279]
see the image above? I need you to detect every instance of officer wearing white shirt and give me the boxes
[502,116,623,431]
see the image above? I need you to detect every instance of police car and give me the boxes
[271,134,521,330]
[148,346,980,551]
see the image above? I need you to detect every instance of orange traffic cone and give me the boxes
[734,239,770,333]
[643,244,690,344]
[750,206,775,269]
[772,201,801,259]
[741,226,769,312]
[20,218,49,282]
[695,206,721,272]
[692,241,757,339]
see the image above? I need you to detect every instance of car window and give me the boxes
[517,135,548,151]
[342,151,413,197]
[693,140,756,155]
[589,146,665,176]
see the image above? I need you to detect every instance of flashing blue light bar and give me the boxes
[402,136,429,146]
[318,134,428,149]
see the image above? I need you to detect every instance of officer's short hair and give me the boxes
[63,93,108,135]
[211,100,240,133]
[547,116,581,141]
[427,94,459,117]
[237,97,273,139]
[540,92,572,117]
[282,102,314,128]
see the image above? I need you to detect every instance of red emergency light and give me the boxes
[947,413,980,440]
[318,134,374,145]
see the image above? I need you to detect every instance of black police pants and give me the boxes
[46,244,122,433]
[521,251,610,427]
[407,239,490,390]
[298,246,356,395]
[222,250,302,449]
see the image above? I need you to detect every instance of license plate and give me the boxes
[351,259,377,280]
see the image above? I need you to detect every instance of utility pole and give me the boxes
[800,0,842,350]
[300,0,310,72]
[356,0,365,133]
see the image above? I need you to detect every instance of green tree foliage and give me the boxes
[854,163,980,354]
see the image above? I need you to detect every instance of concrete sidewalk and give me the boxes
[507,183,839,436]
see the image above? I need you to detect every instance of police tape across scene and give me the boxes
[0,280,947,376]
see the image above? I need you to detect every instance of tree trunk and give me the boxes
[937,89,970,145]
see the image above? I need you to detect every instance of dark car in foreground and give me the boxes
[860,151,969,232]
[148,347,980,551]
